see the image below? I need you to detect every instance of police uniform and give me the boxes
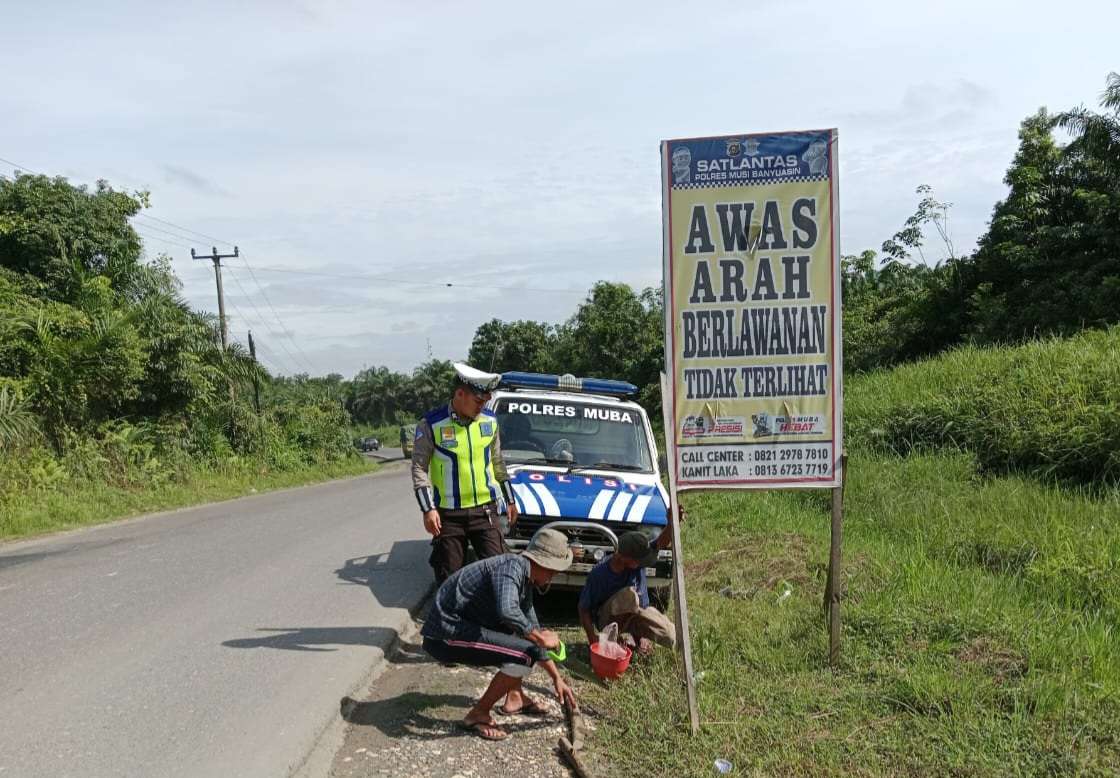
[411,363,516,582]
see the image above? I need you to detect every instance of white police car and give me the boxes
[490,371,672,595]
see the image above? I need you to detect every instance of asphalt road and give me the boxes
[0,465,431,778]
[364,447,404,462]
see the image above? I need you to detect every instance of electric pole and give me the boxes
[191,245,240,349]
[247,330,262,416]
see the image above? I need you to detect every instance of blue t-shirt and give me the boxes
[578,554,650,613]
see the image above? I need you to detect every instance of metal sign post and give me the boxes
[825,452,846,666]
[660,371,701,735]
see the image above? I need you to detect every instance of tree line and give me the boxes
[4,73,1116,476]
[843,73,1120,371]
[0,175,351,501]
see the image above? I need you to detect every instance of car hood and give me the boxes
[507,467,668,527]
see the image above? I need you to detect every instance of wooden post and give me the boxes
[826,452,847,667]
[660,372,701,734]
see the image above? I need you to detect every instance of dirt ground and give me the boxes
[329,596,606,778]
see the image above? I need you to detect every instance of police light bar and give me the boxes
[499,371,638,398]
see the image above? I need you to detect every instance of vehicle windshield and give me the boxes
[493,396,653,472]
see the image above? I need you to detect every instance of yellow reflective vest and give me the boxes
[424,406,500,509]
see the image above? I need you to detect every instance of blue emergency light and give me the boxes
[499,371,638,398]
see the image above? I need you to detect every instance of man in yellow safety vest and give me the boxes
[411,362,519,582]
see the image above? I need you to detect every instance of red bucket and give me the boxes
[589,641,632,680]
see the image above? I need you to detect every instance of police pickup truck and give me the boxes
[489,371,672,596]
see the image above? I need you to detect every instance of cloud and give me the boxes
[162,165,232,198]
[840,79,998,132]
[9,1,1117,376]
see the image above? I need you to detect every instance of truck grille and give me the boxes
[509,516,618,545]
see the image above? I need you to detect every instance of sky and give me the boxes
[2,0,1116,377]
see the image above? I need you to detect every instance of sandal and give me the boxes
[459,719,508,741]
[495,698,550,717]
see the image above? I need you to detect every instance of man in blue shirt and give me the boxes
[422,528,578,741]
[578,529,677,656]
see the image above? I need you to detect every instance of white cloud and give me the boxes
[4,0,1118,375]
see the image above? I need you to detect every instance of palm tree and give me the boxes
[1057,72,1120,178]
[0,385,40,450]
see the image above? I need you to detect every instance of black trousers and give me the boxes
[429,503,506,583]
[422,629,545,674]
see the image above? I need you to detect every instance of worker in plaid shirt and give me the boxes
[422,528,578,741]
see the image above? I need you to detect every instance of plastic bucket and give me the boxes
[589,641,632,680]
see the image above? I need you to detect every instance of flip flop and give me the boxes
[459,719,508,741]
[495,699,550,717]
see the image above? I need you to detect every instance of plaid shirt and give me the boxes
[421,554,540,640]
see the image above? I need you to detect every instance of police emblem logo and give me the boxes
[479,421,494,436]
[440,427,456,442]
[670,146,691,185]
[726,139,742,157]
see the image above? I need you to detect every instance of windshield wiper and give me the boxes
[507,456,580,467]
[569,461,647,473]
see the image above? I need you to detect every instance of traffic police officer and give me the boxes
[411,362,519,582]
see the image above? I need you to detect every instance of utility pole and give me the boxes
[247,330,262,416]
[191,245,240,349]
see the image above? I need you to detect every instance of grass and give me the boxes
[0,456,377,541]
[847,326,1120,485]
[585,448,1120,777]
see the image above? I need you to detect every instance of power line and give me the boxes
[223,266,311,374]
[5,154,591,297]
[243,264,588,295]
[134,230,196,251]
[2,153,315,375]
[133,213,235,248]
[0,156,39,175]
[234,252,318,373]
[133,220,206,248]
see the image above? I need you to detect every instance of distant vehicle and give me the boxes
[358,436,381,452]
[400,424,417,458]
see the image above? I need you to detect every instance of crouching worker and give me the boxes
[421,528,579,741]
[578,530,677,656]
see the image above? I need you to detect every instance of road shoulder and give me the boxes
[326,617,605,778]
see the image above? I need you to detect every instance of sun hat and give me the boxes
[522,528,574,572]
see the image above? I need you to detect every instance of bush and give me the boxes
[847,327,1120,484]
[272,401,354,464]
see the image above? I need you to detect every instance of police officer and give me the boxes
[412,362,519,583]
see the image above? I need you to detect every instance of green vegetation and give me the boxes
[843,74,1120,373]
[589,447,1120,776]
[580,72,1120,772]
[848,326,1120,485]
[346,360,458,427]
[0,174,366,539]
